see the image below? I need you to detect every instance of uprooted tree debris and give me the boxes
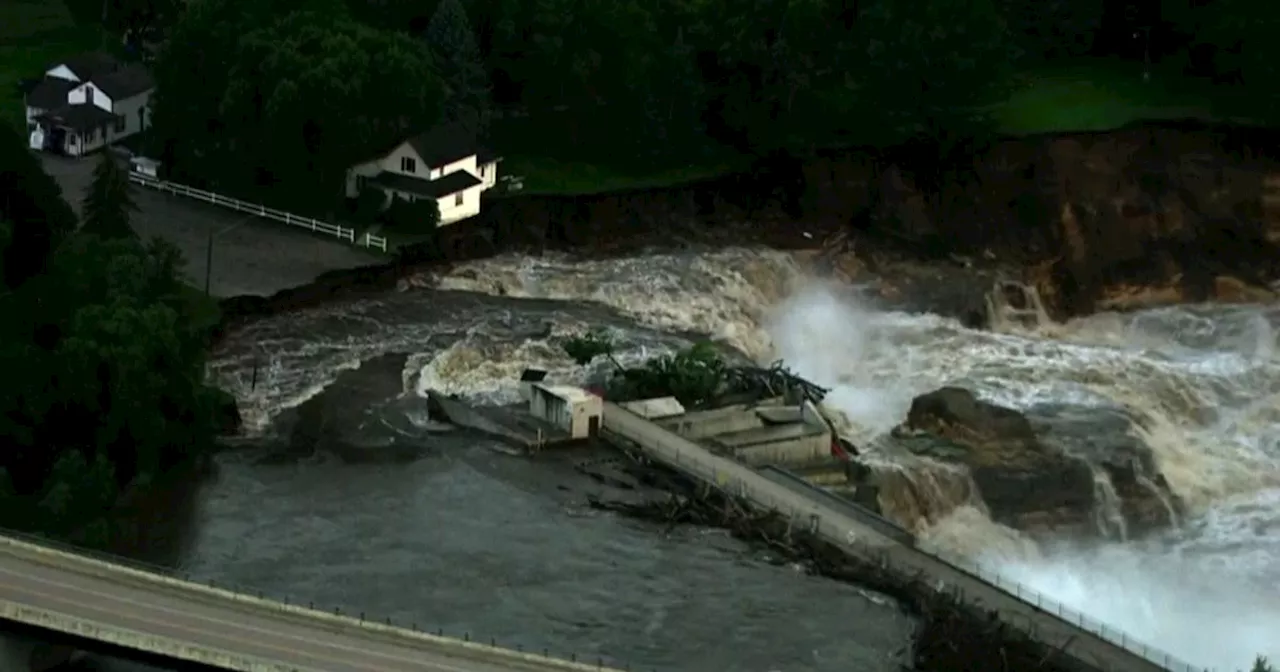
[583,451,1085,672]
[562,328,829,409]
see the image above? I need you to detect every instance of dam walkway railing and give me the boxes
[758,466,1210,671]
[602,402,1209,672]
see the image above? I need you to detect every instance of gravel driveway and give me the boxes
[41,154,383,298]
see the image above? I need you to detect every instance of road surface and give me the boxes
[0,548,605,672]
[40,155,380,298]
[601,402,1190,672]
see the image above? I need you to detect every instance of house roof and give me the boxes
[36,103,118,131]
[402,122,479,168]
[58,52,120,81]
[476,147,503,165]
[91,63,154,100]
[369,169,483,199]
[25,76,77,110]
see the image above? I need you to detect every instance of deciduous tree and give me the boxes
[150,0,351,185]
[425,0,492,135]
[855,0,1014,144]
[0,124,77,289]
[1196,0,1280,118]
[219,11,444,203]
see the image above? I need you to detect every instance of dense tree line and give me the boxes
[0,126,226,540]
[137,0,1279,205]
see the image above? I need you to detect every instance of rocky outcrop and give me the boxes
[885,387,1181,539]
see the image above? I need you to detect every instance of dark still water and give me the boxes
[72,287,914,672]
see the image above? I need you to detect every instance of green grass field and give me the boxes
[497,61,1237,194]
[990,59,1224,134]
[0,1,104,131]
[500,153,751,196]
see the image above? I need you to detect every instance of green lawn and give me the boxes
[0,1,104,131]
[499,60,1239,195]
[500,153,751,196]
[990,59,1224,135]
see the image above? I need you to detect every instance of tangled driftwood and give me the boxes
[585,453,1086,672]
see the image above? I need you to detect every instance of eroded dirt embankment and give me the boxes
[215,120,1280,339]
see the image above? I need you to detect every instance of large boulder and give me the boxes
[886,386,1181,539]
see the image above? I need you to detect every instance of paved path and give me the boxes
[40,155,380,298]
[0,539,613,672]
[601,402,1194,672]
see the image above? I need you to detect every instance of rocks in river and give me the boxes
[881,386,1181,540]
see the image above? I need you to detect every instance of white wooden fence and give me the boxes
[127,173,388,252]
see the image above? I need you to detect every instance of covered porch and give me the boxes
[31,104,117,157]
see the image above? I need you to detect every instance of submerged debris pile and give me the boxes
[563,328,828,409]
[582,451,1084,672]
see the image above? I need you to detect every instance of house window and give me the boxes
[400,156,416,173]
[138,106,146,130]
[113,115,126,133]
[85,85,95,101]
[480,165,486,178]
[455,192,464,206]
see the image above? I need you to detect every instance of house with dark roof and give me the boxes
[345,122,503,226]
[24,52,155,157]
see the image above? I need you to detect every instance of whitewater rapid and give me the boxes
[210,248,1280,671]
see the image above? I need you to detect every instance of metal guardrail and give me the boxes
[759,465,916,546]
[603,418,1211,672]
[127,173,389,252]
[0,527,633,670]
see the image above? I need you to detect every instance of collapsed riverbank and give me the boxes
[212,120,1280,345]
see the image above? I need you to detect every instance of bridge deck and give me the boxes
[0,538,617,672]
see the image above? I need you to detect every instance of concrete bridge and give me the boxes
[600,401,1207,672]
[0,534,624,672]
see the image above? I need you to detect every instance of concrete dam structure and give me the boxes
[600,399,1206,672]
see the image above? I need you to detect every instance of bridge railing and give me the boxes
[0,526,637,671]
[610,425,1212,672]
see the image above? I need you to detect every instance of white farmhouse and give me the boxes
[345,123,502,226]
[24,52,154,157]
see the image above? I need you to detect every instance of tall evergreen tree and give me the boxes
[425,0,492,135]
[81,152,139,240]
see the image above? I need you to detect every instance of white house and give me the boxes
[24,52,154,157]
[344,123,503,226]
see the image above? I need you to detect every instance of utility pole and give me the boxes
[204,215,254,296]
[1138,26,1151,82]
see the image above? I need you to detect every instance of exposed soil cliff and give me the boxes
[217,121,1280,334]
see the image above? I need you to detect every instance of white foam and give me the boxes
[214,247,1280,668]
[992,541,1280,671]
[435,249,804,357]
[762,283,1280,668]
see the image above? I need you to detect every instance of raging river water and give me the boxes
[80,248,1278,672]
